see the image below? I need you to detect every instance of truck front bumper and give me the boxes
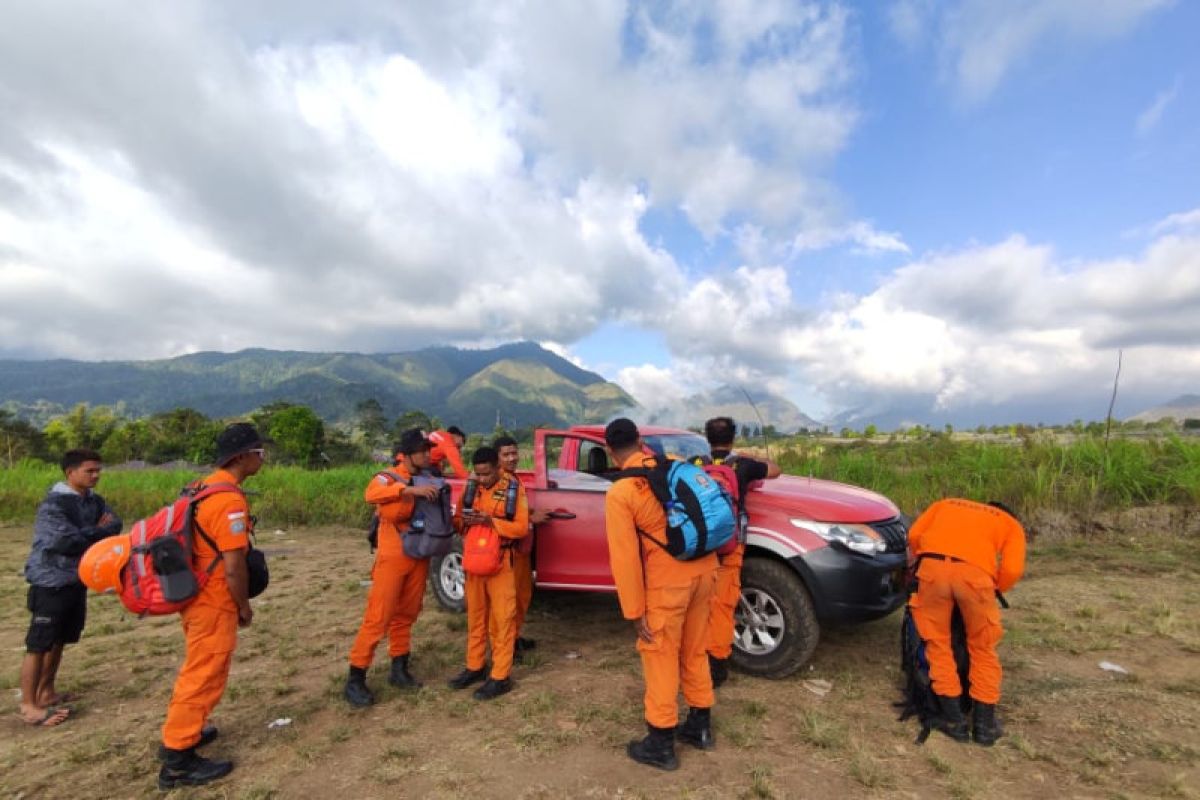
[790,546,906,624]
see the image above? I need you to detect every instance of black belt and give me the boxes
[922,552,965,563]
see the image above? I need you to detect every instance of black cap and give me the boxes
[214,423,267,466]
[604,417,639,449]
[397,428,431,456]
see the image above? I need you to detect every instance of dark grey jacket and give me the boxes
[24,482,123,588]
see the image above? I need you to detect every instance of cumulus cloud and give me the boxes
[0,0,880,361]
[888,0,1172,102]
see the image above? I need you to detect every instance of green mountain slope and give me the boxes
[0,342,635,432]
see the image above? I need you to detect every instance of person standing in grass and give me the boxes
[604,418,719,771]
[158,423,265,789]
[699,417,780,688]
[906,498,1026,746]
[493,435,549,659]
[19,448,122,728]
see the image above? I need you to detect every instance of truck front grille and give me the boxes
[870,517,908,554]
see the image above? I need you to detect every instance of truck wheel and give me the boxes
[430,539,465,613]
[731,557,819,678]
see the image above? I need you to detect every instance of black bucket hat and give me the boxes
[215,423,268,466]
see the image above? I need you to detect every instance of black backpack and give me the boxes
[896,603,971,744]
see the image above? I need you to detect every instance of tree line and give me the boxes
[0,400,493,468]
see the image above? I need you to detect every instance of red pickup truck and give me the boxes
[432,425,908,678]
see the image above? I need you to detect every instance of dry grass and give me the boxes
[1,524,1198,799]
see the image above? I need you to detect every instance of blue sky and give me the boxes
[0,1,1197,426]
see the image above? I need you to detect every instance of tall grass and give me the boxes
[2,435,1197,527]
[774,435,1200,516]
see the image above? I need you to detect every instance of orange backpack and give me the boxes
[461,524,503,577]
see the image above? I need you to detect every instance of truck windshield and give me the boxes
[642,433,710,462]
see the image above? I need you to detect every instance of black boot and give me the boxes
[343,666,375,708]
[972,702,1002,746]
[933,694,970,743]
[516,636,537,652]
[157,747,233,790]
[388,655,423,689]
[473,676,513,701]
[447,666,487,690]
[157,725,218,761]
[676,707,715,750]
[708,654,729,689]
[626,724,679,771]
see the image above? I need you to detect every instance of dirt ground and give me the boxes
[2,523,1197,800]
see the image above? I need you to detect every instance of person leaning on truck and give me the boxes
[700,416,781,688]
[344,428,441,707]
[428,426,468,478]
[19,448,122,729]
[494,435,549,658]
[907,498,1026,746]
[603,418,719,771]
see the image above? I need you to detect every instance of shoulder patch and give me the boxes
[230,520,247,534]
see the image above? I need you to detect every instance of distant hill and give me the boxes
[0,342,634,432]
[1127,394,1200,423]
[646,385,823,433]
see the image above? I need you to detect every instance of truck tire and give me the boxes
[430,538,466,613]
[730,557,819,678]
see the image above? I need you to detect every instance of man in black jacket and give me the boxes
[19,448,122,726]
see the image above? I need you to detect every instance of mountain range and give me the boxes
[645,385,823,433]
[0,342,635,432]
[1126,394,1200,423]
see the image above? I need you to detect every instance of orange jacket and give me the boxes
[908,498,1027,593]
[454,473,529,542]
[605,453,718,620]
[192,469,251,612]
[428,430,467,478]
[364,465,417,559]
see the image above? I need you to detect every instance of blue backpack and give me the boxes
[616,458,736,560]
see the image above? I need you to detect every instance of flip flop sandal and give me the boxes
[20,706,71,727]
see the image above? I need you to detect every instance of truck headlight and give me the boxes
[790,519,887,556]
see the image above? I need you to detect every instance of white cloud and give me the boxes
[889,0,1172,102]
[1151,207,1200,235]
[1135,77,1181,136]
[0,0,874,360]
[792,221,910,255]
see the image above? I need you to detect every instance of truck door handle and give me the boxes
[547,509,576,520]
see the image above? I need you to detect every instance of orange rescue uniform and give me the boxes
[508,469,535,634]
[907,498,1027,704]
[428,430,467,478]
[349,466,430,669]
[706,543,744,660]
[457,475,528,680]
[161,469,250,750]
[606,453,718,728]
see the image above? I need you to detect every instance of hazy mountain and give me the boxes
[1127,394,1200,423]
[0,342,633,432]
[645,385,823,433]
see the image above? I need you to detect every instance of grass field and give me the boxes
[2,522,1198,799]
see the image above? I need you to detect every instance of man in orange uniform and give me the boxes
[344,429,441,706]
[428,426,467,478]
[907,498,1026,746]
[494,435,548,658]
[158,423,265,790]
[700,417,780,688]
[447,446,529,699]
[604,418,719,770]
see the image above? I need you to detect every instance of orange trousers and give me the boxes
[162,599,238,749]
[513,550,533,634]
[465,559,517,680]
[706,544,744,660]
[349,553,430,669]
[638,570,716,728]
[910,558,1005,704]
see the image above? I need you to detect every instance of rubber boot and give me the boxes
[388,655,422,689]
[157,725,218,762]
[934,694,971,743]
[972,702,1002,746]
[676,707,715,750]
[343,666,375,708]
[626,724,679,771]
[708,654,729,689]
[473,676,513,701]
[157,747,233,790]
[447,666,487,690]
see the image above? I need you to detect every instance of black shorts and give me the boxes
[25,584,88,653]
